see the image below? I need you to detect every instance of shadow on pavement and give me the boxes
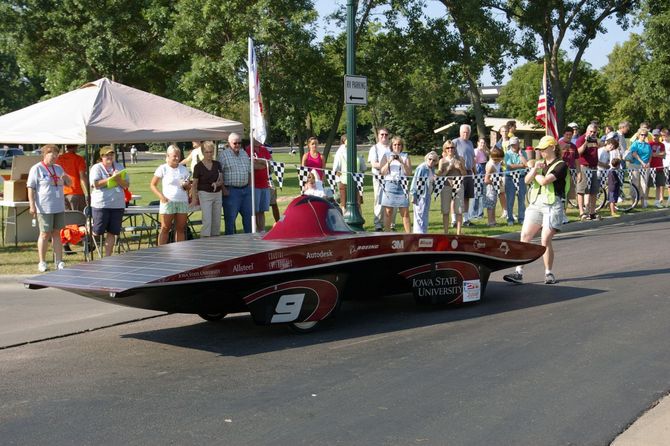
[122,281,606,356]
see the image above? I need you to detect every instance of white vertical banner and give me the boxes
[248,37,267,144]
[247,37,266,233]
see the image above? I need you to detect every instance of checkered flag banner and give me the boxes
[415,176,428,197]
[400,176,410,198]
[649,168,657,188]
[297,165,310,189]
[616,169,625,185]
[491,172,502,194]
[270,161,285,189]
[433,176,448,201]
[352,172,365,195]
[451,176,463,199]
[569,168,578,185]
[664,167,670,186]
[599,170,608,189]
[374,173,385,197]
[585,168,593,190]
[474,173,485,199]
[510,170,522,192]
[323,169,338,189]
[638,168,650,189]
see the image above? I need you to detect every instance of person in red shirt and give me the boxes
[575,123,600,220]
[57,144,88,211]
[57,144,89,254]
[245,139,274,231]
[650,129,666,207]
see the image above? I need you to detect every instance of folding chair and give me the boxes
[61,210,92,261]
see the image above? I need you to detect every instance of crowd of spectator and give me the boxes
[22,119,670,272]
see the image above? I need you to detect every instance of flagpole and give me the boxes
[543,60,549,137]
[248,37,257,233]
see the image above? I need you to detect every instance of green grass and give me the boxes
[0,153,658,275]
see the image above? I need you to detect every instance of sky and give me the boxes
[313,0,643,85]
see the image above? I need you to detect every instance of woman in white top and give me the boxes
[27,144,72,272]
[378,136,412,232]
[151,146,191,245]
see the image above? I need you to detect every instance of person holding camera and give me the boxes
[379,136,412,232]
[575,123,601,220]
[151,145,192,245]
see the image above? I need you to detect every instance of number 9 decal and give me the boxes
[270,293,305,323]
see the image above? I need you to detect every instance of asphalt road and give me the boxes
[1,217,669,445]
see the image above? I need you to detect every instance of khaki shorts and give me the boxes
[440,185,464,214]
[37,212,65,233]
[525,201,564,231]
[576,167,599,194]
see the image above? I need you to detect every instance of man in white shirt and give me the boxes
[452,124,476,226]
[367,128,390,231]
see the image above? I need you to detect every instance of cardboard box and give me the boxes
[11,156,38,180]
[3,180,28,202]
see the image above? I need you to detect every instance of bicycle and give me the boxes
[525,169,639,213]
[594,178,639,212]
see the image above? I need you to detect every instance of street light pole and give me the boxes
[345,0,365,230]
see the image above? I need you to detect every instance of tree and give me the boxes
[164,0,322,153]
[601,34,649,125]
[381,0,528,140]
[4,0,179,96]
[494,0,640,130]
[498,55,610,127]
[636,0,670,124]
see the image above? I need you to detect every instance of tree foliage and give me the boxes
[498,54,610,127]
[494,0,640,130]
[601,34,648,125]
[5,0,178,96]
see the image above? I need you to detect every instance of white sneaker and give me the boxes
[38,262,48,272]
[655,201,664,208]
[57,261,65,270]
[500,210,508,219]
[642,200,648,208]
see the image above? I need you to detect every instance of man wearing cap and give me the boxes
[504,135,567,285]
[503,137,527,225]
[568,122,580,144]
[219,133,252,234]
[575,123,600,220]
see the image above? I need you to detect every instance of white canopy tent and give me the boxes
[0,78,244,144]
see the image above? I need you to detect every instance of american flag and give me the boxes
[536,62,559,139]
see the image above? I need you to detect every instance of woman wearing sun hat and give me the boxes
[90,145,129,257]
[503,135,568,285]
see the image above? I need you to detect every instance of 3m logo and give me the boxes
[391,240,404,249]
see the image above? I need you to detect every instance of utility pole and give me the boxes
[344,0,365,230]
